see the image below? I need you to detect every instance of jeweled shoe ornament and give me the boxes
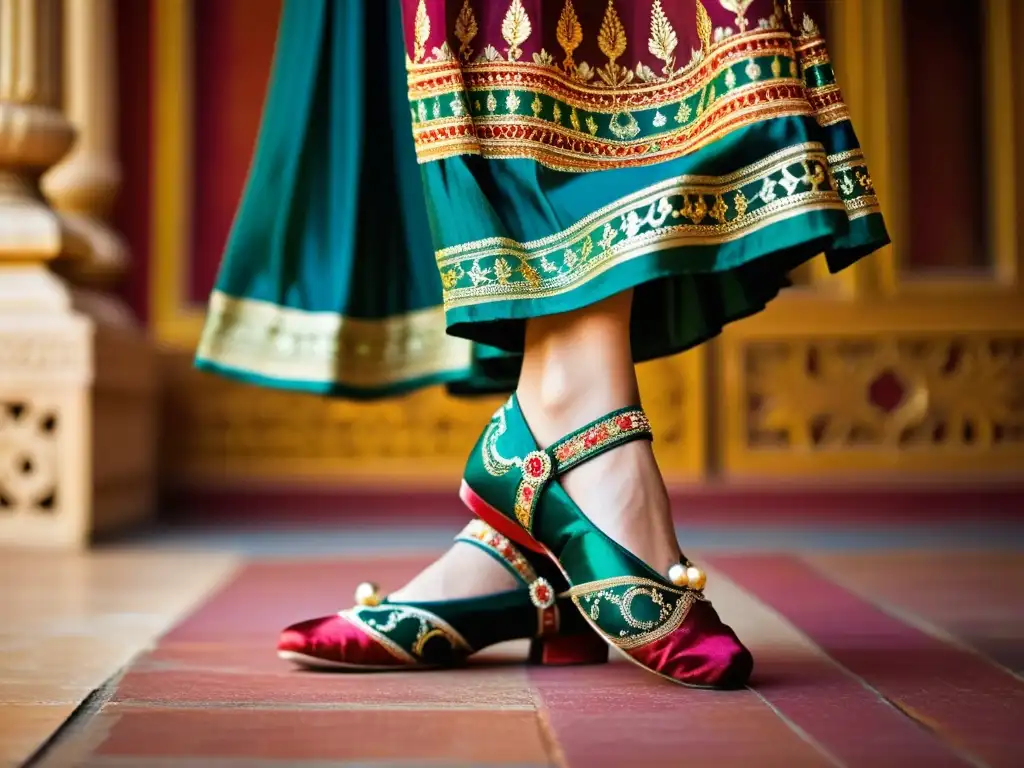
[668,563,707,592]
[354,582,382,606]
[277,520,608,671]
[459,396,753,689]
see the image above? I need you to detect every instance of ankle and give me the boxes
[517,352,640,445]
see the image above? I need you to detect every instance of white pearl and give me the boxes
[354,582,381,607]
[686,566,707,591]
[668,563,689,587]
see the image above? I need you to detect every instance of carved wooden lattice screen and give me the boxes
[716,0,1024,477]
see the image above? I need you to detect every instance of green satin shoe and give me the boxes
[277,519,608,670]
[459,396,753,689]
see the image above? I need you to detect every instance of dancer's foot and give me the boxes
[516,292,681,575]
[388,537,520,602]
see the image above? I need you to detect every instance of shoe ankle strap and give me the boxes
[454,521,557,611]
[548,407,652,476]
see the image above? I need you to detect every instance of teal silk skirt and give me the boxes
[196,0,889,399]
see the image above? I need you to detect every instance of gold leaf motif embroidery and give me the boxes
[733,190,748,218]
[502,0,533,62]
[719,0,753,32]
[570,107,581,132]
[771,56,782,78]
[533,49,554,66]
[518,258,541,287]
[674,100,691,124]
[585,116,599,135]
[598,1,627,62]
[454,0,478,62]
[486,92,497,113]
[413,0,431,64]
[709,194,729,223]
[494,257,513,284]
[801,12,820,37]
[552,103,562,124]
[531,94,543,117]
[556,0,583,72]
[695,0,712,55]
[440,269,460,290]
[636,62,658,82]
[597,0,631,87]
[506,91,521,112]
[648,0,678,76]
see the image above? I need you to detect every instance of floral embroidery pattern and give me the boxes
[404,0,846,170]
[551,410,652,473]
[437,143,878,306]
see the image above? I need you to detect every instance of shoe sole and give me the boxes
[277,650,436,671]
[459,479,731,690]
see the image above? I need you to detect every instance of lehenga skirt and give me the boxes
[195,0,889,399]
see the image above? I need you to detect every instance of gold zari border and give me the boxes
[196,292,472,389]
[437,141,875,307]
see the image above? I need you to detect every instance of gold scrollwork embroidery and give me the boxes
[569,577,700,650]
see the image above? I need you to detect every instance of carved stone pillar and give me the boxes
[0,0,156,548]
[43,0,126,288]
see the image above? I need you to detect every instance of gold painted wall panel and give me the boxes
[161,349,706,486]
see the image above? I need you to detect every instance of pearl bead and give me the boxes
[668,563,689,587]
[686,566,707,591]
[354,582,381,607]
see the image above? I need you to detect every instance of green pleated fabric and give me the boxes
[195,0,516,398]
[195,0,888,398]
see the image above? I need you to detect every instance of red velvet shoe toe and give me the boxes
[277,614,408,670]
[627,601,753,689]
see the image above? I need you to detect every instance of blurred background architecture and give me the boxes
[2,0,1022,548]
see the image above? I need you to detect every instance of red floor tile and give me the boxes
[530,663,831,767]
[93,707,551,763]
[710,554,1024,768]
[161,558,432,644]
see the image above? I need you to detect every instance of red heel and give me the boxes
[529,631,610,666]
[460,480,548,555]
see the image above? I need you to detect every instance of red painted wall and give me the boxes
[191,0,282,303]
[114,0,282,321]
[114,0,152,320]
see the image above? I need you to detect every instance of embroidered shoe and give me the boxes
[277,520,609,670]
[459,396,753,689]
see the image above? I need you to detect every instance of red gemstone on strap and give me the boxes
[583,426,608,448]
[521,486,534,501]
[525,456,544,478]
[616,415,634,430]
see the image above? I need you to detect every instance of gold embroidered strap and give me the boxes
[549,408,652,475]
[456,520,556,610]
[506,407,652,536]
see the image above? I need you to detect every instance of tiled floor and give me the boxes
[5,521,1024,767]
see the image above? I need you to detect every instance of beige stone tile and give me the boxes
[0,549,239,757]
[0,703,78,768]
